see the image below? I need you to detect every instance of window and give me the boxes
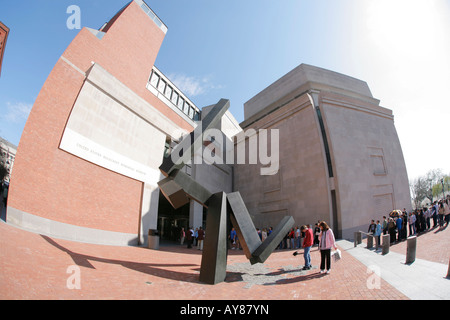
[157,79,166,93]
[193,111,200,121]
[177,97,184,110]
[189,106,194,118]
[150,71,159,87]
[164,85,173,99]
[171,91,179,105]
[140,3,150,15]
[184,102,190,114]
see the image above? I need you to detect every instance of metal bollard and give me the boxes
[382,234,389,255]
[354,231,362,247]
[405,236,416,264]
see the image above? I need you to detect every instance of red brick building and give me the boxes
[7,0,211,245]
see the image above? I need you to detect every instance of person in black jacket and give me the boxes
[368,220,376,234]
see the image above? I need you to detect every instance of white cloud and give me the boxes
[2,102,32,123]
[167,73,223,98]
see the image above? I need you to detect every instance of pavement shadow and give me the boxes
[272,271,327,285]
[223,264,326,287]
[40,235,201,284]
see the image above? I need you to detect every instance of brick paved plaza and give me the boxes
[1,207,448,300]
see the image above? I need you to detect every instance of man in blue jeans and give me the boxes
[301,225,313,270]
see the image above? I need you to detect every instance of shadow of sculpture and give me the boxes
[40,235,202,284]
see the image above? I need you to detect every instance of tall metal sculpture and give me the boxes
[158,99,294,284]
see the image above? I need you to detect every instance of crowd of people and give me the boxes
[180,219,339,274]
[173,197,450,275]
[230,221,337,274]
[367,197,450,245]
[179,226,205,250]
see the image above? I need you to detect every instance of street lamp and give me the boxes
[441,179,445,199]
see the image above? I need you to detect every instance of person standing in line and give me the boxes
[197,226,205,250]
[382,216,388,235]
[180,227,185,245]
[444,199,450,227]
[401,212,408,239]
[288,228,295,249]
[313,223,320,247]
[419,209,426,233]
[261,228,268,242]
[438,202,445,228]
[424,207,431,230]
[318,221,337,274]
[186,227,193,248]
[387,218,396,244]
[408,212,416,236]
[374,220,382,247]
[368,220,376,234]
[230,227,237,249]
[431,203,438,228]
[434,201,440,227]
[301,225,313,270]
[295,226,301,248]
[396,215,403,242]
[194,227,199,247]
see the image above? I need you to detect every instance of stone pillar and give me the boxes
[406,236,417,264]
[140,183,160,246]
[381,234,390,255]
[367,234,374,249]
[354,231,362,247]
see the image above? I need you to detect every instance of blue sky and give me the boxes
[1,0,449,181]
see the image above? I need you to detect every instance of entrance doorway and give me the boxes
[157,190,190,241]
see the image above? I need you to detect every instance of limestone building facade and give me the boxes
[236,64,411,239]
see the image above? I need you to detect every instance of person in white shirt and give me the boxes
[408,212,416,236]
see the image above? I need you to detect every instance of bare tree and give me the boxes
[410,169,446,208]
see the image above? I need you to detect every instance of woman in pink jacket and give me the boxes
[318,221,337,274]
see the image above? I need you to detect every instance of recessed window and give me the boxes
[157,79,166,93]
[193,111,200,121]
[184,102,190,114]
[164,85,173,99]
[171,91,179,105]
[177,97,184,110]
[150,71,159,87]
[371,155,386,175]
